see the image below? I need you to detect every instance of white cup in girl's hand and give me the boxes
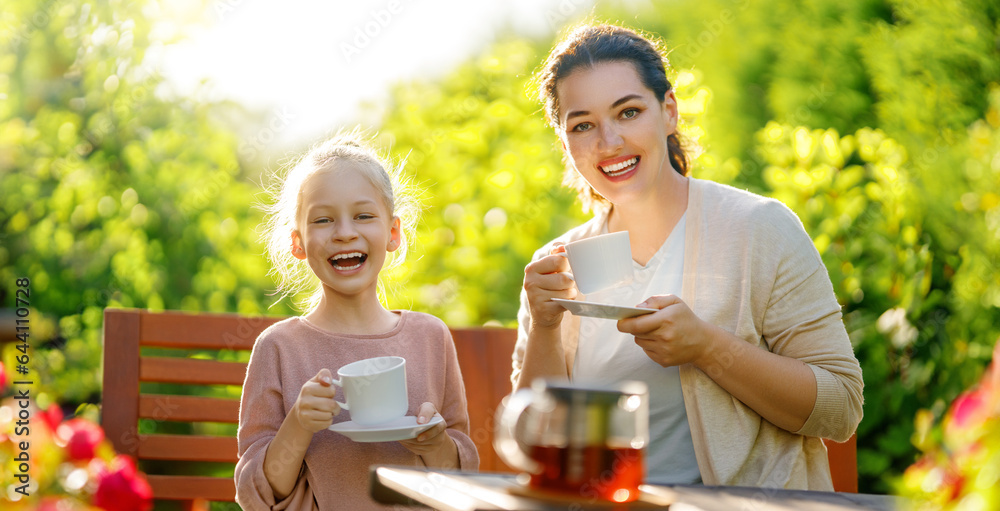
[332,356,408,426]
[564,231,634,295]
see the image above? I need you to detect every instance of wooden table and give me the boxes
[370,466,906,511]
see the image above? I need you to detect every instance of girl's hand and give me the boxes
[616,295,712,367]
[291,369,340,433]
[398,402,452,456]
[523,244,577,330]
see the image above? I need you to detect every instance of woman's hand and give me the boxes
[399,402,458,467]
[523,244,577,330]
[616,295,712,367]
[291,369,340,433]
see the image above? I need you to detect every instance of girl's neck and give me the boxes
[305,292,399,336]
[608,172,689,266]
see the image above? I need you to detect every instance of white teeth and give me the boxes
[332,252,363,260]
[336,262,361,271]
[601,157,637,176]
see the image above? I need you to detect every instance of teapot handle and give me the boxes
[493,389,542,474]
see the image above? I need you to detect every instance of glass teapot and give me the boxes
[493,379,649,503]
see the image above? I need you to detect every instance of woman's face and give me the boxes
[555,60,678,207]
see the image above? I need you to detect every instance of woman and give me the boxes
[511,23,863,490]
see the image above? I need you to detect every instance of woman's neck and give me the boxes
[305,291,399,336]
[608,172,689,266]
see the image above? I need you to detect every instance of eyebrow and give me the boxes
[565,94,645,122]
[306,199,379,212]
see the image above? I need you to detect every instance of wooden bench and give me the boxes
[101,308,857,509]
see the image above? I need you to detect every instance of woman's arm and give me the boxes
[620,295,817,431]
[514,248,576,391]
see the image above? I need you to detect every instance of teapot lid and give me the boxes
[533,379,648,405]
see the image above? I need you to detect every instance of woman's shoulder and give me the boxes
[692,178,804,232]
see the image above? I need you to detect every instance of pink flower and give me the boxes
[93,456,153,511]
[948,389,986,429]
[57,418,106,461]
[0,361,6,392]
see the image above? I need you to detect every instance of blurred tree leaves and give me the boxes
[0,0,285,405]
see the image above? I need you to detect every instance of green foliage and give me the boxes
[0,0,288,406]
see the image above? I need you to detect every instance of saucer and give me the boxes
[552,298,656,320]
[328,415,444,442]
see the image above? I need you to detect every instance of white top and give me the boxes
[573,214,701,484]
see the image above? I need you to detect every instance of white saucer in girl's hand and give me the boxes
[328,415,444,442]
[552,298,656,320]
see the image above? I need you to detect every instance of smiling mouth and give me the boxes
[599,156,639,177]
[329,252,367,271]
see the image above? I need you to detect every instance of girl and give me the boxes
[512,24,863,489]
[236,134,479,510]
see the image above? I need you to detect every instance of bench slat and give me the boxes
[141,357,248,386]
[139,311,282,350]
[146,475,235,501]
[139,394,241,424]
[138,434,238,463]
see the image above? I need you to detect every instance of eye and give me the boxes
[570,121,593,133]
[357,213,376,220]
[312,217,331,224]
[621,107,640,119]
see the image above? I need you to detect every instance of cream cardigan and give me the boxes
[512,178,864,489]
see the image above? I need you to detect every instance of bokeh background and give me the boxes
[2,0,999,501]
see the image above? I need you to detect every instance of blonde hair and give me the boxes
[260,130,420,310]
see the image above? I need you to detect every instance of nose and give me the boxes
[331,220,358,242]
[598,122,624,154]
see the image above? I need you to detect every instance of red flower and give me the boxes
[93,455,153,511]
[0,361,6,392]
[57,418,106,461]
[38,404,65,433]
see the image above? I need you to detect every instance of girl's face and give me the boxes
[555,60,679,206]
[291,164,400,302]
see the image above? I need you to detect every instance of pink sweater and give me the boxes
[235,311,479,510]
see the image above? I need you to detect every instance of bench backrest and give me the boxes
[101,308,856,507]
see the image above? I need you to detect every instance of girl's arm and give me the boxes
[399,322,480,470]
[264,370,340,499]
[398,402,459,467]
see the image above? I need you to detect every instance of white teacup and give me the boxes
[332,356,408,426]
[564,231,634,295]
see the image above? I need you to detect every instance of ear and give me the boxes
[291,231,307,260]
[386,216,402,252]
[662,90,679,135]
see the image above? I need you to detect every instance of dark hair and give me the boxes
[537,24,689,210]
